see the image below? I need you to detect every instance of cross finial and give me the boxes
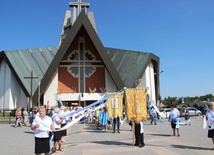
[69,0,90,15]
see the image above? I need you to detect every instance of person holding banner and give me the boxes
[205,102,214,150]
[31,106,55,155]
[168,104,180,137]
[107,92,123,133]
[134,121,145,148]
[112,117,120,133]
[125,88,147,147]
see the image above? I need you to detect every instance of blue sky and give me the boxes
[1,0,214,99]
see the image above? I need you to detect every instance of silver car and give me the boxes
[159,108,171,118]
[181,107,202,116]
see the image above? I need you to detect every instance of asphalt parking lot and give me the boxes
[0,116,213,155]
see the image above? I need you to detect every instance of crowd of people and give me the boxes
[167,102,214,150]
[30,105,79,154]
[14,105,78,154]
[12,100,214,154]
[15,104,127,154]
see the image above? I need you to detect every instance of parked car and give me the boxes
[180,107,202,117]
[159,108,171,119]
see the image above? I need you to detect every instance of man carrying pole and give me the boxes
[125,88,147,148]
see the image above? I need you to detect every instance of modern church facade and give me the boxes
[0,0,160,110]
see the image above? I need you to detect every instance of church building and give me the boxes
[0,0,160,110]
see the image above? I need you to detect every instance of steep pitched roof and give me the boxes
[1,46,159,100]
[41,11,125,98]
[106,47,159,87]
[0,47,58,97]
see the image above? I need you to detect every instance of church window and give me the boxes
[59,38,104,92]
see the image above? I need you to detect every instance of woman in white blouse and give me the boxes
[31,106,55,155]
[168,104,180,137]
[52,107,64,152]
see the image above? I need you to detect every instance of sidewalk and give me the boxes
[0,117,213,155]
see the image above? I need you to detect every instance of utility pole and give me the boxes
[24,70,38,108]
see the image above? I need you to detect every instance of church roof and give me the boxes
[0,46,158,97]
[0,47,58,96]
[105,47,159,88]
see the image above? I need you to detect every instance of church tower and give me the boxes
[48,0,118,107]
[59,0,97,45]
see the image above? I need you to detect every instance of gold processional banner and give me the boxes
[107,93,123,118]
[125,88,147,123]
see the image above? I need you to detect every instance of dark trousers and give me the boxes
[150,113,157,125]
[134,123,145,147]
[113,117,120,133]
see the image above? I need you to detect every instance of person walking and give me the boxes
[205,102,214,150]
[29,108,34,126]
[31,106,55,155]
[168,104,180,137]
[52,107,64,152]
[184,106,191,125]
[15,108,22,128]
[150,106,157,125]
[99,107,109,131]
[23,107,29,126]
[94,108,100,130]
[59,106,67,142]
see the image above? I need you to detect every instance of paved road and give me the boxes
[0,116,213,155]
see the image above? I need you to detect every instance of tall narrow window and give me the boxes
[79,43,84,92]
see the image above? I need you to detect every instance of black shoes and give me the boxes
[113,130,120,133]
[134,143,145,148]
[139,144,145,148]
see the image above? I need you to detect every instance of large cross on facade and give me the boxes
[59,42,104,93]
[69,0,90,15]
[24,70,38,108]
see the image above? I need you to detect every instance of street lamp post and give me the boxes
[159,70,163,76]
[158,70,163,106]
[38,80,41,107]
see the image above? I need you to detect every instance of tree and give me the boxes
[161,94,214,106]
